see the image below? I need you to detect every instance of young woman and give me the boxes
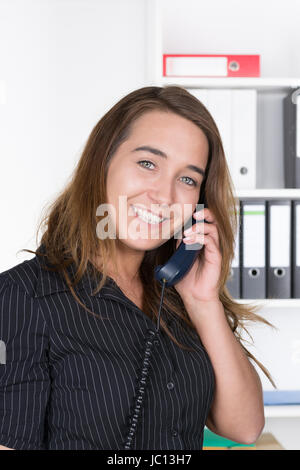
[0,85,274,450]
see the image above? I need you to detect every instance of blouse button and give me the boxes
[147,329,155,336]
[167,381,174,390]
[171,429,178,437]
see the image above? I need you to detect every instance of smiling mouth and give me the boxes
[130,205,169,225]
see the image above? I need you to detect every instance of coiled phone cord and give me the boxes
[123,277,167,450]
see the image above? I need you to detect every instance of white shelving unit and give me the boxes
[146,0,300,449]
[236,189,300,199]
[264,405,300,418]
[146,0,300,90]
[146,0,300,308]
[161,77,300,90]
[237,299,300,308]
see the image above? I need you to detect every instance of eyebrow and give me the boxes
[132,145,206,177]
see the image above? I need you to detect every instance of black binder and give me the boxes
[283,88,300,188]
[266,199,292,299]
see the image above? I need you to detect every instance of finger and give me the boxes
[184,232,219,255]
[193,208,216,224]
[199,222,220,247]
[184,221,219,247]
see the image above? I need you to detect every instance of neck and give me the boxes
[93,241,145,285]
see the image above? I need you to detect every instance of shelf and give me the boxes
[264,405,300,418]
[159,76,300,90]
[236,299,300,308]
[235,189,300,199]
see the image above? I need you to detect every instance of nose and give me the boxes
[147,182,173,210]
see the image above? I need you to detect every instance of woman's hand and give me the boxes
[173,208,222,305]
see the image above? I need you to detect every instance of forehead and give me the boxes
[127,110,209,163]
[129,110,202,134]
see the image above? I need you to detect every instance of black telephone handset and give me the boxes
[124,191,207,450]
[154,192,207,287]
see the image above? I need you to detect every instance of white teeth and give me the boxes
[132,205,164,224]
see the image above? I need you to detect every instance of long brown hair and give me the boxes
[21,85,276,387]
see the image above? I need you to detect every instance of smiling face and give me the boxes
[105,109,209,252]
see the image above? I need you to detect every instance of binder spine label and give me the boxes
[243,205,265,267]
[270,205,291,267]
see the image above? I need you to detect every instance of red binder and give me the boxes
[163,54,260,78]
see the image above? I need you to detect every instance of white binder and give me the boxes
[188,88,257,189]
[267,200,292,299]
[292,200,300,297]
[241,200,266,299]
[231,89,257,189]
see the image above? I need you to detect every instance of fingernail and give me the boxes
[193,210,204,219]
[184,227,193,235]
[183,235,194,241]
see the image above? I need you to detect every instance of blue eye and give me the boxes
[138,160,155,170]
[137,160,198,187]
[180,176,197,186]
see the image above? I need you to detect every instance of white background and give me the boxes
[0,0,147,269]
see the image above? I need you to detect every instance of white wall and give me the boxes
[241,308,300,390]
[0,0,147,270]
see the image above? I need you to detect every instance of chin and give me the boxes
[118,237,169,252]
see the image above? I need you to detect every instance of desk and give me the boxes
[263,405,300,450]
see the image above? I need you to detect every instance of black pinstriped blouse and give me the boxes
[0,247,215,450]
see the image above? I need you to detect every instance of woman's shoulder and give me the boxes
[0,256,40,297]
[0,250,87,300]
[0,255,41,299]
[0,256,51,339]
